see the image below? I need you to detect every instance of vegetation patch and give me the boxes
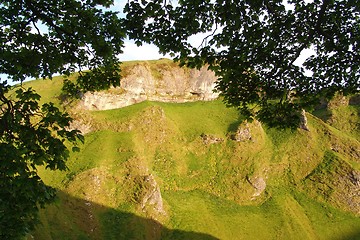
[23,64,360,240]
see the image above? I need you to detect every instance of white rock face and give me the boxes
[80,63,219,110]
[140,174,166,216]
[82,91,147,110]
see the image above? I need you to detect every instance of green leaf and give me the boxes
[72,146,80,152]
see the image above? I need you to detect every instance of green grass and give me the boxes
[33,98,360,239]
[162,189,360,240]
[312,94,360,140]
[39,130,135,189]
[155,100,240,139]
[23,62,360,240]
[163,190,275,239]
[293,191,360,240]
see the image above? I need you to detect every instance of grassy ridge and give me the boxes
[30,97,360,240]
[19,61,359,239]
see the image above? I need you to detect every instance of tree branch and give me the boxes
[198,24,218,49]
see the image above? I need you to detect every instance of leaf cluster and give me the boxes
[0,83,83,238]
[124,0,360,128]
[0,0,359,237]
[0,0,126,237]
[0,0,125,91]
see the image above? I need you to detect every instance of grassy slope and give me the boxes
[32,101,360,240]
[19,63,360,240]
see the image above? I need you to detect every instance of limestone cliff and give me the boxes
[79,60,219,110]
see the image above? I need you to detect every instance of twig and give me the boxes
[198,24,218,49]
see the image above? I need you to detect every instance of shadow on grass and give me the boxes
[349,94,360,106]
[32,190,219,240]
[311,108,333,123]
[349,95,360,135]
[341,231,360,240]
[227,120,241,133]
[312,94,360,126]
[227,114,247,133]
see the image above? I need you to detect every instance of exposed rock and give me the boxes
[68,119,92,134]
[232,122,252,142]
[80,63,219,110]
[246,176,266,197]
[304,155,360,215]
[299,109,310,131]
[314,98,329,110]
[81,91,147,111]
[201,133,224,145]
[314,93,360,110]
[327,93,350,109]
[137,174,166,217]
[231,120,265,143]
[350,171,360,187]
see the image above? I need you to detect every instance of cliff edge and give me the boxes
[80,59,219,110]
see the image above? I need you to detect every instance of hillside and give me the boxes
[21,60,360,239]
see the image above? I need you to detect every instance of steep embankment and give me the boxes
[23,60,360,239]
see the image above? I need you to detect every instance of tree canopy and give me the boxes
[0,0,359,238]
[124,0,359,127]
[0,0,124,238]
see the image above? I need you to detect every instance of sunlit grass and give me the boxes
[25,61,360,240]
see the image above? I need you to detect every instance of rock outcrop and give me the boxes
[201,133,224,145]
[134,174,166,219]
[231,120,263,142]
[140,175,165,215]
[299,109,310,131]
[303,153,360,215]
[246,176,267,198]
[233,124,252,142]
[80,61,219,110]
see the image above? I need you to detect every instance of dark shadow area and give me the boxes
[349,94,360,106]
[227,114,247,133]
[349,95,360,135]
[312,94,360,124]
[227,120,242,133]
[311,98,332,123]
[31,190,219,240]
[311,108,333,123]
[341,231,360,240]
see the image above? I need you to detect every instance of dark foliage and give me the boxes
[0,0,125,238]
[124,0,360,128]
